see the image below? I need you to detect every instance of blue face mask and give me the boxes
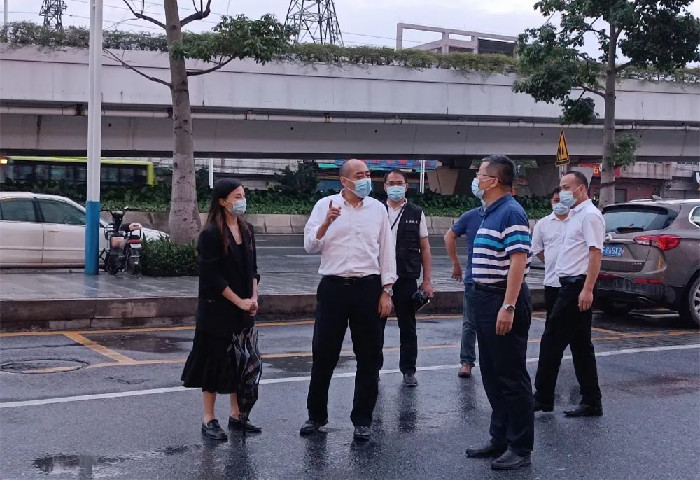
[349,178,372,198]
[226,198,246,216]
[552,202,569,216]
[471,178,485,200]
[386,185,406,202]
[559,186,579,208]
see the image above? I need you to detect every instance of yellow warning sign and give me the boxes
[556,130,570,166]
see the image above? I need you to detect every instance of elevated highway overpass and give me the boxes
[0,46,698,163]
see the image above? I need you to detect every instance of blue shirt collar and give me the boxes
[484,193,513,216]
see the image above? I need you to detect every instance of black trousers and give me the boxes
[469,283,534,455]
[544,286,560,321]
[379,277,419,374]
[306,275,383,427]
[534,277,602,407]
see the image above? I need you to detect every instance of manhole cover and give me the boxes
[0,359,88,374]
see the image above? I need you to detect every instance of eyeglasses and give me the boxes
[476,173,497,179]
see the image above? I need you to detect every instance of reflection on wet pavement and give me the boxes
[33,445,200,478]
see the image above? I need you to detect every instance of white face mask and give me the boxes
[225,198,247,216]
[559,185,581,208]
[552,202,570,216]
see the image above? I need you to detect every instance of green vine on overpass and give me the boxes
[2,21,698,82]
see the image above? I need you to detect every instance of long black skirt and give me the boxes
[181,330,237,394]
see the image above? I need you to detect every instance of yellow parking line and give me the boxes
[15,329,697,373]
[21,366,83,374]
[0,314,469,338]
[0,331,65,337]
[63,332,137,364]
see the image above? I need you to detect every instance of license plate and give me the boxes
[603,245,623,257]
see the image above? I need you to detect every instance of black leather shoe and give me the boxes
[403,373,418,387]
[299,419,325,436]
[201,419,227,441]
[229,416,262,433]
[564,404,603,417]
[465,442,507,458]
[534,400,554,412]
[491,450,531,471]
[353,426,371,441]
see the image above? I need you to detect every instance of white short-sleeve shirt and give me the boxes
[554,199,605,278]
[531,212,569,287]
[387,201,428,246]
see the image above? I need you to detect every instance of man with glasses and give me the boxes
[379,169,433,387]
[464,155,534,471]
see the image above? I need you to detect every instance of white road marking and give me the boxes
[1,343,698,409]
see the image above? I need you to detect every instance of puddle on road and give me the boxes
[33,445,199,478]
[89,335,189,354]
[610,374,700,397]
[263,354,354,376]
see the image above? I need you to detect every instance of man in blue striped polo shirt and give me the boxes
[464,155,534,471]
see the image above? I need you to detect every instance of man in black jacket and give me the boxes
[379,169,434,386]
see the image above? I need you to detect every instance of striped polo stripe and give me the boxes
[472,195,531,284]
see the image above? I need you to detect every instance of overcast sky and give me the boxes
[5,0,700,56]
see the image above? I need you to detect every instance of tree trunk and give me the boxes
[164,0,201,244]
[599,26,618,208]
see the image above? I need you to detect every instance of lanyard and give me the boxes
[390,204,406,231]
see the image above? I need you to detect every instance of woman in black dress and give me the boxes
[181,179,261,441]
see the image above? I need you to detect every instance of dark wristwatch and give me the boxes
[501,303,515,312]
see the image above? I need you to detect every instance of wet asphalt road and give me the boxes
[1,309,699,479]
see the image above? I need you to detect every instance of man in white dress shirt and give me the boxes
[300,159,397,442]
[533,171,604,417]
[530,187,570,320]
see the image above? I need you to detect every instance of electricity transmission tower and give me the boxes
[285,0,343,45]
[40,0,67,30]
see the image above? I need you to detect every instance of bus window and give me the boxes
[49,164,72,182]
[102,166,119,184]
[76,164,87,182]
[134,167,148,184]
[13,163,35,182]
[119,167,135,184]
[35,163,49,181]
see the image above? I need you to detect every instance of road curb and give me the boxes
[0,288,545,332]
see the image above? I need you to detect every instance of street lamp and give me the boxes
[85,0,102,275]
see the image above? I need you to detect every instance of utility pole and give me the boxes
[285,0,343,45]
[4,0,8,28]
[40,0,66,30]
[85,0,102,275]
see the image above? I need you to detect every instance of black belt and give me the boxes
[559,275,586,285]
[323,274,380,285]
[474,281,507,293]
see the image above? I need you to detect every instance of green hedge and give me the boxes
[141,236,198,277]
[1,21,697,82]
[0,178,552,219]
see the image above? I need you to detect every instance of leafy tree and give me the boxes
[273,162,319,195]
[108,1,294,243]
[515,0,700,207]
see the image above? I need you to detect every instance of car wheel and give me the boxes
[679,275,700,328]
[598,300,633,316]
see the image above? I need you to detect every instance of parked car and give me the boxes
[0,192,167,267]
[596,198,700,326]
